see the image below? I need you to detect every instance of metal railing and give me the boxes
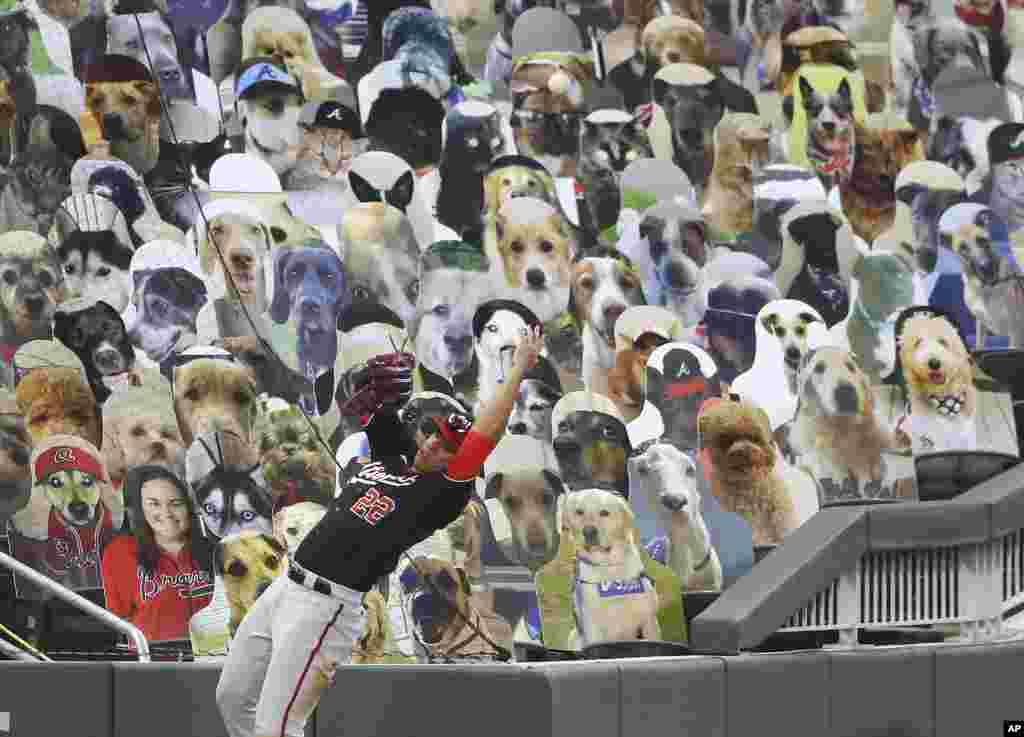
[0,550,150,662]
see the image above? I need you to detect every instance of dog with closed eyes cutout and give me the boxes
[269,241,349,410]
[570,249,647,395]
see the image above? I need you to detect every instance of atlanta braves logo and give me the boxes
[55,447,75,464]
[350,487,396,526]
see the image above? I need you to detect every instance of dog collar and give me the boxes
[928,391,967,417]
[807,134,853,182]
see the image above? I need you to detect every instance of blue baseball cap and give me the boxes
[235,58,303,101]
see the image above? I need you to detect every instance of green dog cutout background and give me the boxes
[536,488,686,651]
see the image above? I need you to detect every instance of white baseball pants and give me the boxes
[216,574,366,737]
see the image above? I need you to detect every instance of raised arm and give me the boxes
[470,326,544,442]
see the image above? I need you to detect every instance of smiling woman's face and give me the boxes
[141,477,190,546]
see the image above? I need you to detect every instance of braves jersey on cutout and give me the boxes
[294,409,492,592]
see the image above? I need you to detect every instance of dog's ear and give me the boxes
[269,249,293,324]
[212,541,226,575]
[349,170,380,204]
[940,230,956,252]
[896,128,922,152]
[541,468,566,498]
[797,311,820,326]
[798,76,815,106]
[388,170,416,213]
[761,312,778,333]
[494,211,506,243]
[652,78,670,107]
[484,471,503,499]
[835,77,852,104]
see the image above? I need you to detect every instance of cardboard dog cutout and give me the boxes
[450,434,561,646]
[550,390,630,495]
[829,250,916,383]
[253,397,335,509]
[784,64,868,179]
[873,161,966,303]
[938,203,1024,349]
[8,433,118,598]
[732,299,832,431]
[703,275,781,386]
[535,486,687,651]
[608,305,683,425]
[0,389,30,528]
[185,428,273,540]
[509,51,594,179]
[744,164,826,273]
[781,343,917,505]
[53,296,138,404]
[124,240,209,376]
[633,341,720,451]
[0,230,67,356]
[347,149,437,249]
[413,240,496,407]
[69,156,183,246]
[776,198,861,327]
[885,306,1019,458]
[267,238,349,416]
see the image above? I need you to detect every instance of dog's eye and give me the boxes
[501,177,512,186]
[685,465,696,477]
[240,510,256,522]
[599,509,610,517]
[815,362,826,374]
[557,421,570,434]
[432,304,451,317]
[505,497,521,509]
[486,323,499,333]
[96,266,111,277]
[184,387,200,402]
[265,556,281,569]
[132,425,146,438]
[286,526,299,537]
[227,560,247,578]
[235,390,252,405]
[574,507,583,515]
[48,476,63,488]
[577,276,594,291]
[406,280,420,303]
[540,241,554,254]
[794,325,806,337]
[939,338,949,348]
[846,362,856,373]
[352,286,371,301]
[64,263,76,276]
[774,326,786,338]
[601,425,617,439]
[2,270,16,285]
[510,241,525,254]
[466,137,479,148]
[80,475,94,487]
[528,403,546,412]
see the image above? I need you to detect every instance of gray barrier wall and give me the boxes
[0,639,1021,737]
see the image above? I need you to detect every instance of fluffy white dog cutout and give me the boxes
[565,488,661,650]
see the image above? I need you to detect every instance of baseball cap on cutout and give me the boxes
[300,100,361,137]
[34,444,105,482]
[235,59,303,101]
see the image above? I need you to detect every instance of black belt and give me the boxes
[288,564,333,598]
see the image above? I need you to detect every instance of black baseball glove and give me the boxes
[338,352,416,417]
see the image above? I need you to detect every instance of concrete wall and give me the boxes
[0,639,1021,737]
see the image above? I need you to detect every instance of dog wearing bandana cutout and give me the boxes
[894,312,978,454]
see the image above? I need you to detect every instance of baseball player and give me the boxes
[216,327,545,737]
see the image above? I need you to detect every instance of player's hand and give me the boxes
[511,326,543,375]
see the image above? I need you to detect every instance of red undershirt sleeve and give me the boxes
[444,431,497,482]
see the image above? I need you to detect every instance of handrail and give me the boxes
[0,635,45,661]
[0,550,150,662]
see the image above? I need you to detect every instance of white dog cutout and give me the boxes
[565,488,661,650]
[628,442,722,592]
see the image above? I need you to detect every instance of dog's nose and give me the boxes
[553,436,581,457]
[159,68,182,83]
[299,299,321,316]
[660,493,686,512]
[821,121,836,133]
[23,296,44,314]
[443,333,473,353]
[582,525,599,545]
[603,302,626,325]
[665,261,694,290]
[526,268,547,289]
[94,347,121,371]
[508,421,528,434]
[834,382,859,414]
[928,358,942,371]
[68,501,90,519]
